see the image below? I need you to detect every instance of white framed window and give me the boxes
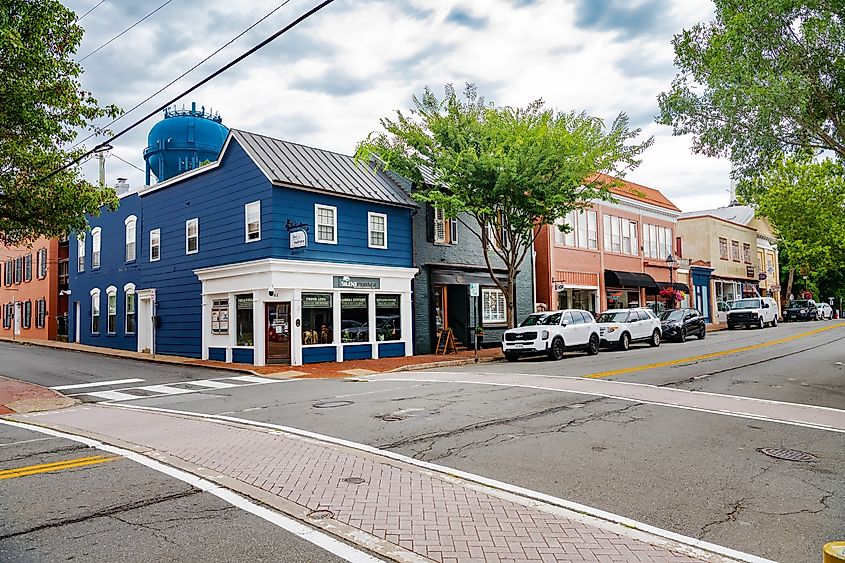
[90,288,100,334]
[557,210,597,250]
[186,218,199,254]
[124,215,137,262]
[643,223,673,259]
[315,204,337,244]
[124,283,136,334]
[433,206,457,245]
[91,227,101,270]
[368,212,387,249]
[481,288,507,325]
[603,214,639,256]
[77,233,86,273]
[150,229,161,262]
[106,286,117,334]
[245,201,261,242]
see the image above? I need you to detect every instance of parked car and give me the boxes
[783,299,818,322]
[659,308,706,342]
[816,303,834,320]
[726,297,778,329]
[595,308,662,350]
[502,309,600,361]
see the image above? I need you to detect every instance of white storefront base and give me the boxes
[195,258,417,366]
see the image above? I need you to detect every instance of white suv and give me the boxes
[502,309,600,362]
[595,308,662,351]
[726,297,778,329]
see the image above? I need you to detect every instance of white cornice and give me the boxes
[194,258,418,282]
[601,196,680,221]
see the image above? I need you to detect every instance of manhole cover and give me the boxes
[307,509,334,520]
[757,448,818,462]
[312,400,354,409]
[375,414,405,422]
[342,477,366,485]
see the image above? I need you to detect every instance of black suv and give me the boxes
[783,299,817,321]
[659,308,706,342]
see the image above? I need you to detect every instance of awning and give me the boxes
[604,270,658,289]
[430,266,508,286]
[653,282,691,293]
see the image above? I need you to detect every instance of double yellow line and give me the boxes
[586,322,845,379]
[0,455,119,480]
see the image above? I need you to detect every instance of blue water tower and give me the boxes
[143,102,229,184]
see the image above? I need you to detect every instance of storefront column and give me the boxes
[253,295,265,367]
[292,288,302,366]
[226,294,236,363]
[334,291,343,363]
[402,292,413,357]
[368,293,378,359]
[201,294,209,360]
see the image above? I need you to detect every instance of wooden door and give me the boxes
[266,302,291,364]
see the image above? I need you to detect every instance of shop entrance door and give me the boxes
[266,302,291,364]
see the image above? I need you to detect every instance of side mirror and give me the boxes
[762,303,770,309]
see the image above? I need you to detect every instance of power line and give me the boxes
[72,0,293,150]
[42,0,336,183]
[109,152,145,173]
[77,0,175,63]
[77,0,108,21]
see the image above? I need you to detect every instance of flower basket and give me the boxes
[659,288,684,302]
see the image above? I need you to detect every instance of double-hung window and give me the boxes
[742,243,752,264]
[481,288,507,325]
[125,284,136,334]
[77,234,86,273]
[36,298,46,328]
[125,216,137,262]
[37,248,47,279]
[731,240,741,262]
[315,204,337,244]
[91,289,100,334]
[245,201,261,242]
[24,254,32,282]
[642,223,672,259]
[368,212,387,249]
[91,227,101,269]
[106,287,117,334]
[150,229,161,262]
[186,218,199,254]
[14,257,21,284]
[22,301,31,329]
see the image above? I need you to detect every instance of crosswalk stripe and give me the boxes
[182,380,240,389]
[51,378,145,390]
[84,390,146,401]
[227,375,276,384]
[135,384,195,395]
[73,375,285,403]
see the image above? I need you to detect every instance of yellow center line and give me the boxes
[0,455,119,480]
[585,322,845,380]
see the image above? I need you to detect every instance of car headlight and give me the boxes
[607,325,619,332]
[800,309,807,313]
[541,330,549,340]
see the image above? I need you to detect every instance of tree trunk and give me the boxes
[506,272,517,328]
[784,267,795,301]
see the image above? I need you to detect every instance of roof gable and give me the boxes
[591,173,681,212]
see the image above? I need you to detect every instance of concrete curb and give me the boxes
[388,355,503,373]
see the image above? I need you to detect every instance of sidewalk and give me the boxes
[0,375,76,415]
[7,404,744,563]
[0,336,503,379]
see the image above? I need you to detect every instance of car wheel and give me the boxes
[586,334,600,356]
[772,316,778,327]
[727,324,735,330]
[548,337,565,361]
[697,326,706,339]
[757,316,765,329]
[649,329,661,347]
[617,332,631,351]
[505,352,519,362]
[678,328,686,343]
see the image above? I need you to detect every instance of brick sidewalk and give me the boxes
[12,405,721,562]
[0,375,75,415]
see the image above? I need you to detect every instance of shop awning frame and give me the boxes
[604,270,658,289]
[652,281,691,293]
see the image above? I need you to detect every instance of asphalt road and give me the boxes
[0,423,346,562]
[1,320,843,562]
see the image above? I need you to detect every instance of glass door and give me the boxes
[266,302,291,364]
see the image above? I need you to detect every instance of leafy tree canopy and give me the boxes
[0,0,121,245]
[357,84,652,326]
[657,0,845,177]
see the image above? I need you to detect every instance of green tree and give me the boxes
[356,84,652,327]
[0,0,121,245]
[743,154,845,300]
[657,1,845,177]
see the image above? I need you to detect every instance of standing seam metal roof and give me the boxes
[231,129,416,208]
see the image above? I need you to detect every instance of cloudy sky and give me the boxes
[67,0,732,212]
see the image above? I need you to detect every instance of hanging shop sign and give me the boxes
[333,276,380,289]
[302,293,332,308]
[746,266,755,277]
[289,230,307,250]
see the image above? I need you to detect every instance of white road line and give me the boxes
[0,437,59,447]
[68,376,294,403]
[79,390,146,402]
[135,384,195,395]
[50,378,145,390]
[113,403,774,563]
[181,380,239,389]
[0,418,382,563]
[227,375,276,384]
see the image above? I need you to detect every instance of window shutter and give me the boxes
[425,204,435,242]
[450,218,458,245]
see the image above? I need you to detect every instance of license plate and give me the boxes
[512,343,524,348]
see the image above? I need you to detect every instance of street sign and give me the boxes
[758,273,767,281]
[469,283,479,297]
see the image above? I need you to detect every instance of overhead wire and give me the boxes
[109,152,145,173]
[77,0,108,21]
[77,0,175,63]
[72,0,294,150]
[41,0,336,184]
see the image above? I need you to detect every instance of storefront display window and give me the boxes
[482,288,507,324]
[236,294,254,346]
[302,293,333,345]
[341,294,369,342]
[376,295,401,341]
[211,299,229,335]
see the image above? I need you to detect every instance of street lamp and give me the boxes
[666,254,678,309]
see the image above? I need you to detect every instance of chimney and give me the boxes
[115,177,130,196]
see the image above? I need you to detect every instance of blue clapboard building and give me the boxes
[69,108,417,366]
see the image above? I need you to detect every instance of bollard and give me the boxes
[824,542,845,563]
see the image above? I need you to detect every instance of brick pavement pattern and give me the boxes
[27,406,700,562]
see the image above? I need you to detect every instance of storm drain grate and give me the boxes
[312,400,354,409]
[757,448,818,462]
[307,509,335,520]
[375,414,405,422]
[342,477,366,485]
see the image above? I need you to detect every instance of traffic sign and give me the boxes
[469,283,479,297]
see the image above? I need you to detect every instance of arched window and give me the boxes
[124,283,136,334]
[91,227,102,270]
[106,285,117,334]
[125,215,137,262]
[90,288,101,334]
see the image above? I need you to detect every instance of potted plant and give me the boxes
[475,326,484,347]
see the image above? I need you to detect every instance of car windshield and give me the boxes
[596,311,629,323]
[518,314,548,327]
[541,312,563,325]
[729,299,760,310]
[660,310,685,322]
[788,300,812,308]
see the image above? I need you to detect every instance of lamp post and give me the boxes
[666,254,678,310]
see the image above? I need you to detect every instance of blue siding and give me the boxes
[378,342,405,358]
[68,195,142,352]
[302,346,336,364]
[343,344,372,361]
[208,347,226,361]
[231,348,254,364]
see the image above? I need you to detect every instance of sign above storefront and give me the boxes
[341,295,368,309]
[333,276,380,289]
[376,295,399,308]
[746,266,755,278]
[302,293,331,308]
[290,230,307,249]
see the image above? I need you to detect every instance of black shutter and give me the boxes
[450,218,458,245]
[425,203,435,243]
